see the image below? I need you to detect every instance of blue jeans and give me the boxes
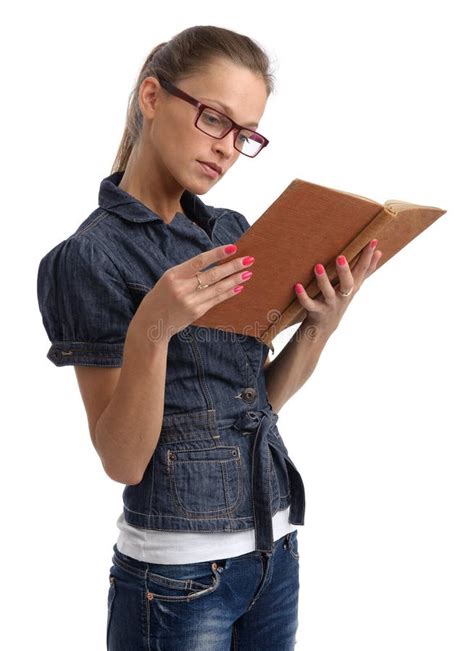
[107,530,300,649]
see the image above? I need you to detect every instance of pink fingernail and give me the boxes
[294,283,304,294]
[337,256,346,266]
[225,244,237,254]
[315,264,325,275]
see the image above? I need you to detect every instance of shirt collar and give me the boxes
[98,170,216,231]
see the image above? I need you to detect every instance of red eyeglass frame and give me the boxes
[156,76,270,158]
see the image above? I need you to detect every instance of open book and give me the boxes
[192,179,447,352]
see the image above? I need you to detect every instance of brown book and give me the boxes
[192,179,447,352]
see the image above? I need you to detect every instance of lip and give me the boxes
[197,160,222,178]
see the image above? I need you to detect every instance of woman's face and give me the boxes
[139,58,269,194]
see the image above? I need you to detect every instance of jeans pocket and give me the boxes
[146,564,222,603]
[106,574,117,647]
[286,530,300,560]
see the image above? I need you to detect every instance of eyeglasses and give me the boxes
[156,76,269,158]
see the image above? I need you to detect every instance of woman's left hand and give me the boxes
[294,239,383,335]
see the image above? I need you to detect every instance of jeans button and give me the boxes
[241,387,257,403]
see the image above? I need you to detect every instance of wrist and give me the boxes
[126,313,171,357]
[300,317,334,341]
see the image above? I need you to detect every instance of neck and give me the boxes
[118,142,185,224]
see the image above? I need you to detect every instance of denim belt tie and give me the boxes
[231,405,305,552]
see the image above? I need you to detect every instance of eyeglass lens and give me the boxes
[197,108,264,157]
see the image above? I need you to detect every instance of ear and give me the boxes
[138,76,162,119]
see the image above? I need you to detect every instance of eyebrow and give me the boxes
[200,98,259,129]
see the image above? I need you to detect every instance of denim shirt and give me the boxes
[36,170,305,552]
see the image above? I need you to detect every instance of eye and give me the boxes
[202,110,225,127]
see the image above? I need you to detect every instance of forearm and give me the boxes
[95,321,169,485]
[264,319,333,413]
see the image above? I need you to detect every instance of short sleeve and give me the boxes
[37,234,136,367]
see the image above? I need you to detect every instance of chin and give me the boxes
[186,176,219,196]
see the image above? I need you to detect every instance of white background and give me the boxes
[1,0,472,649]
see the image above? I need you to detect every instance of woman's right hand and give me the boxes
[132,244,255,343]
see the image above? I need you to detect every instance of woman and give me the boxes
[37,25,381,650]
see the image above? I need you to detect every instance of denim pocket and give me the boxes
[106,574,116,646]
[169,446,242,515]
[146,564,222,603]
[287,530,300,560]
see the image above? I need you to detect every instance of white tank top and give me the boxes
[116,506,297,564]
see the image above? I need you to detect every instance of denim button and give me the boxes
[241,387,257,403]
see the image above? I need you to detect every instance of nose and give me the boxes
[213,127,240,158]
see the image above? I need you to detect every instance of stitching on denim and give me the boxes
[289,530,300,560]
[79,231,136,305]
[234,339,258,386]
[122,505,254,524]
[168,445,240,457]
[211,229,227,246]
[114,555,216,601]
[123,503,289,520]
[113,554,146,579]
[74,209,109,236]
[106,578,116,647]
[245,553,268,612]
[222,453,243,517]
[52,346,122,355]
[147,452,155,530]
[51,360,122,368]
[187,329,215,413]
[143,563,151,651]
[126,282,152,292]
[146,572,220,603]
[169,450,242,516]
[147,569,212,591]
[269,452,290,500]
[160,407,218,427]
[160,433,219,444]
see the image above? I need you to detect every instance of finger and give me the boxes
[198,265,255,308]
[180,243,255,288]
[313,263,336,301]
[352,240,378,284]
[195,251,255,290]
[365,250,383,277]
[184,243,242,276]
[335,255,354,294]
[293,282,323,316]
